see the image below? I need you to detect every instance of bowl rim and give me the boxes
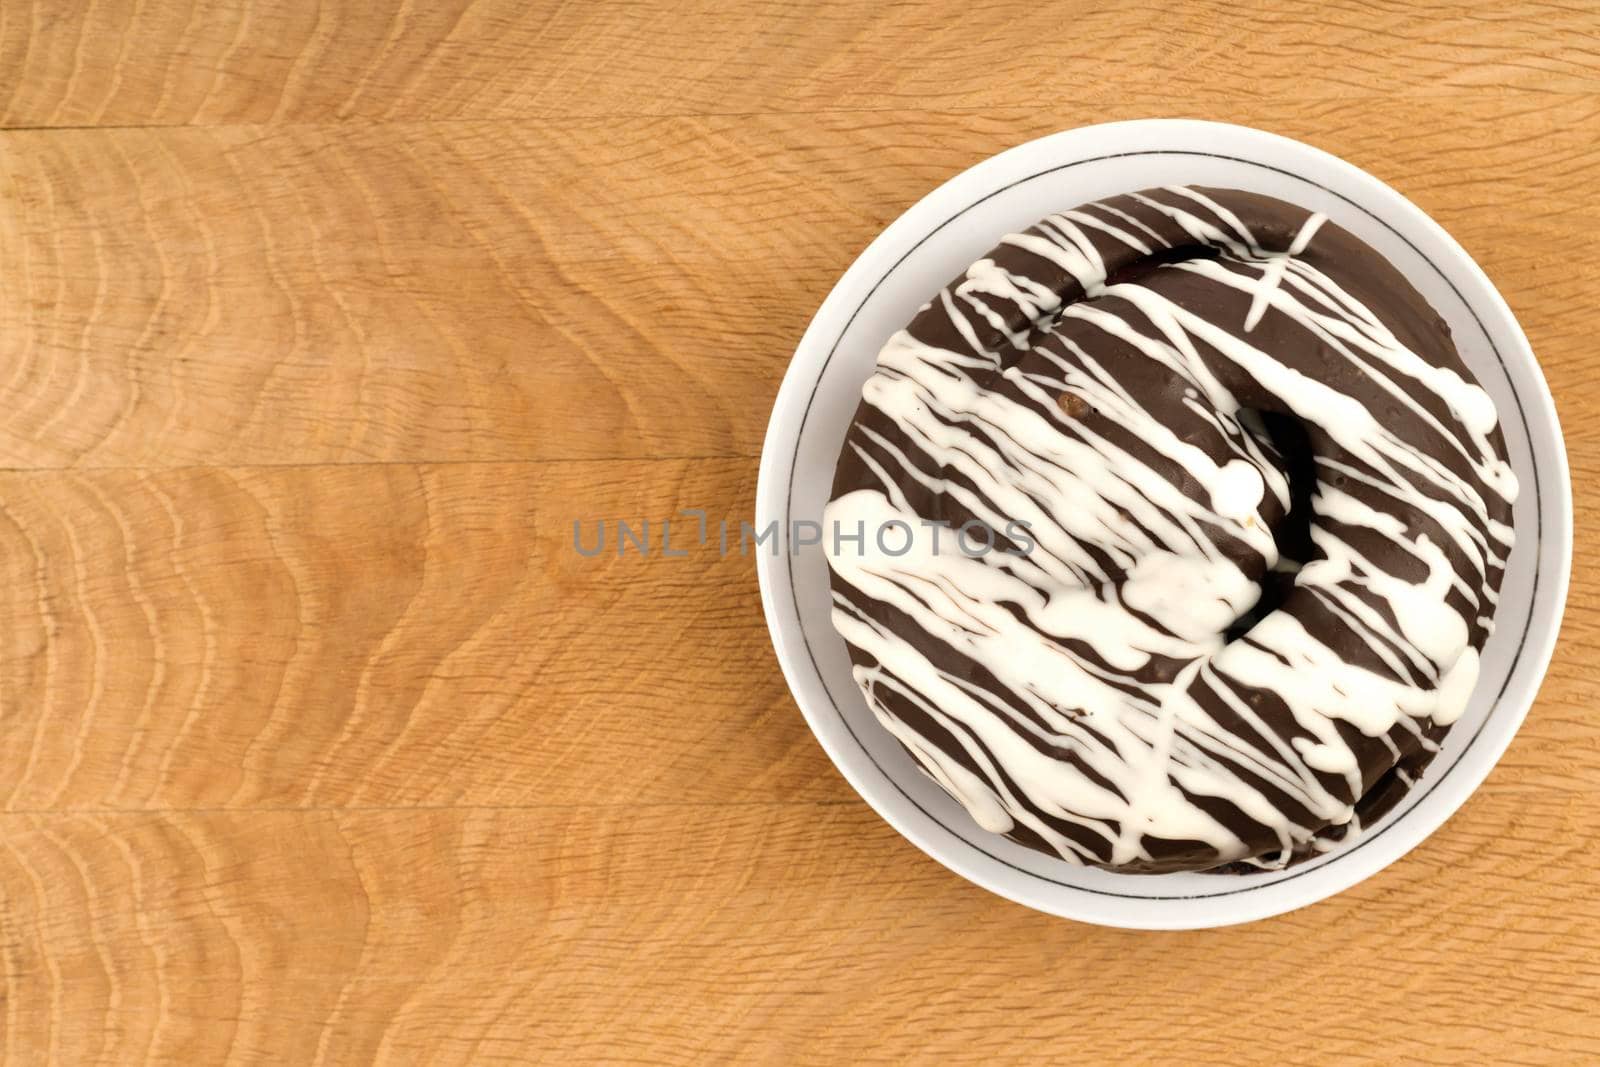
[754,118,1573,929]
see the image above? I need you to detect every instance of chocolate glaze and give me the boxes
[824,187,1517,873]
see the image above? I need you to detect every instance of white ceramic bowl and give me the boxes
[755,119,1571,929]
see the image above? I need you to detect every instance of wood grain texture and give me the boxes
[0,2,1597,1064]
[2,795,1598,1065]
[3,1,1600,126]
[1,99,1597,468]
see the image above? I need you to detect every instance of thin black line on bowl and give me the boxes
[783,150,1542,901]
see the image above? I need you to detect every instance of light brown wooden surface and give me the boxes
[0,2,1597,1063]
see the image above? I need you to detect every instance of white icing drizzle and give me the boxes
[824,187,1518,871]
[1244,211,1325,332]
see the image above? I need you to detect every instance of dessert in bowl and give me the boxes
[756,121,1569,926]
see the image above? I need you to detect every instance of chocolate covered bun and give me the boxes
[824,187,1518,873]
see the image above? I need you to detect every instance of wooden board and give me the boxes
[0,2,1597,1062]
